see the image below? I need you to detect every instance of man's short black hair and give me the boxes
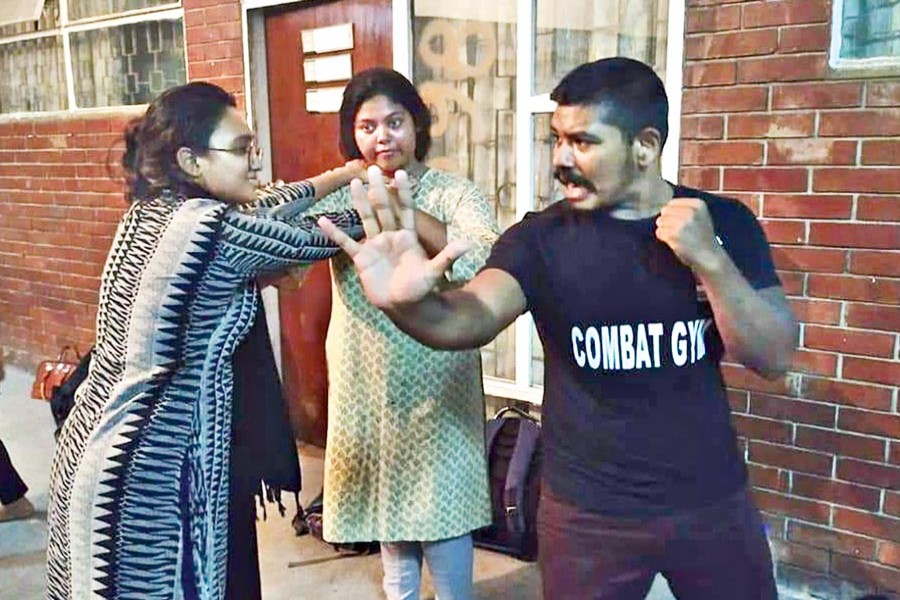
[550,57,669,147]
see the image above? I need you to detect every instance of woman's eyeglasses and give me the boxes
[201,140,264,171]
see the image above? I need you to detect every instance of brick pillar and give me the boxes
[183,0,246,107]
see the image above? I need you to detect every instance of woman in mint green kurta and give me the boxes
[313,168,496,539]
[302,69,497,600]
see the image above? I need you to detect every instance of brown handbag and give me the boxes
[31,345,82,402]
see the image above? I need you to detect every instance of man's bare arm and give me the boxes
[698,262,796,379]
[316,168,526,350]
[384,268,527,350]
[656,197,797,379]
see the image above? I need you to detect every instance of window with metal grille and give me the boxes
[0,0,185,115]
[831,0,900,69]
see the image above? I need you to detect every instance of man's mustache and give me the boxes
[554,167,595,191]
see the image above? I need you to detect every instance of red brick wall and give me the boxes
[0,0,244,366]
[683,0,900,596]
[0,113,137,362]
[184,0,246,108]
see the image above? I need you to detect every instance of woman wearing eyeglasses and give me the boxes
[45,82,365,600]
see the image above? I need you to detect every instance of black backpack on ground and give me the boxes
[292,492,380,556]
[473,406,542,561]
[50,347,92,437]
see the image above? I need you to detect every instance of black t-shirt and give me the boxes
[483,184,781,516]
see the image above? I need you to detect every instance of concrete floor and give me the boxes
[0,363,677,600]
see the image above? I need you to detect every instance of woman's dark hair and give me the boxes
[551,57,669,148]
[338,68,431,161]
[122,82,236,202]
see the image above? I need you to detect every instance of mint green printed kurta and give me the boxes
[306,169,497,543]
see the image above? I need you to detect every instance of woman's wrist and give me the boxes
[310,161,365,200]
[308,169,344,200]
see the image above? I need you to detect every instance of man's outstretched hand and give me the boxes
[316,166,470,309]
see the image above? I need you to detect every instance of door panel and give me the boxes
[265,0,393,180]
[264,0,392,448]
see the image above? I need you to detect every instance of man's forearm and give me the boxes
[698,255,797,379]
[384,289,500,351]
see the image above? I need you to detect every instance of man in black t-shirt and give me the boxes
[319,58,797,600]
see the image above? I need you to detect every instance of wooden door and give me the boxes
[263,0,392,448]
